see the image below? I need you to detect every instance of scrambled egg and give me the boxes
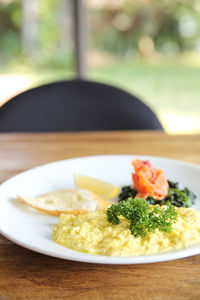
[53,207,200,256]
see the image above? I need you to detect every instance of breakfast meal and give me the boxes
[18,158,200,257]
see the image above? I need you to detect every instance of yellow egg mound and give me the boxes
[54,207,200,256]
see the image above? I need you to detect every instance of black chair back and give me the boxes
[0,80,163,132]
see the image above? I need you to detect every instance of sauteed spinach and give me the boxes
[118,181,196,208]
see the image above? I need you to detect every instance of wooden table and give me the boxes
[0,131,200,300]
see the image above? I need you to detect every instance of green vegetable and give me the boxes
[181,187,196,205]
[119,181,196,208]
[168,180,179,189]
[162,188,191,207]
[107,198,177,237]
[164,181,196,207]
[118,186,137,202]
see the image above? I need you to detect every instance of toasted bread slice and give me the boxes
[18,189,111,216]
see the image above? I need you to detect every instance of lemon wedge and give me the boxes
[74,173,120,200]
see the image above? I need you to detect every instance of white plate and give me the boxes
[0,155,200,264]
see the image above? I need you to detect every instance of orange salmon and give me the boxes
[132,159,168,200]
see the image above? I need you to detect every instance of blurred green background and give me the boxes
[0,0,200,133]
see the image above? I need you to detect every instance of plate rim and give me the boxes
[1,154,200,187]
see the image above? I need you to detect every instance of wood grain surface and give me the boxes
[0,131,200,300]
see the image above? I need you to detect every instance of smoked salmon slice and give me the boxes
[132,159,168,200]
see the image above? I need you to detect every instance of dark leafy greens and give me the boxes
[107,198,177,237]
[118,186,137,202]
[118,181,196,208]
